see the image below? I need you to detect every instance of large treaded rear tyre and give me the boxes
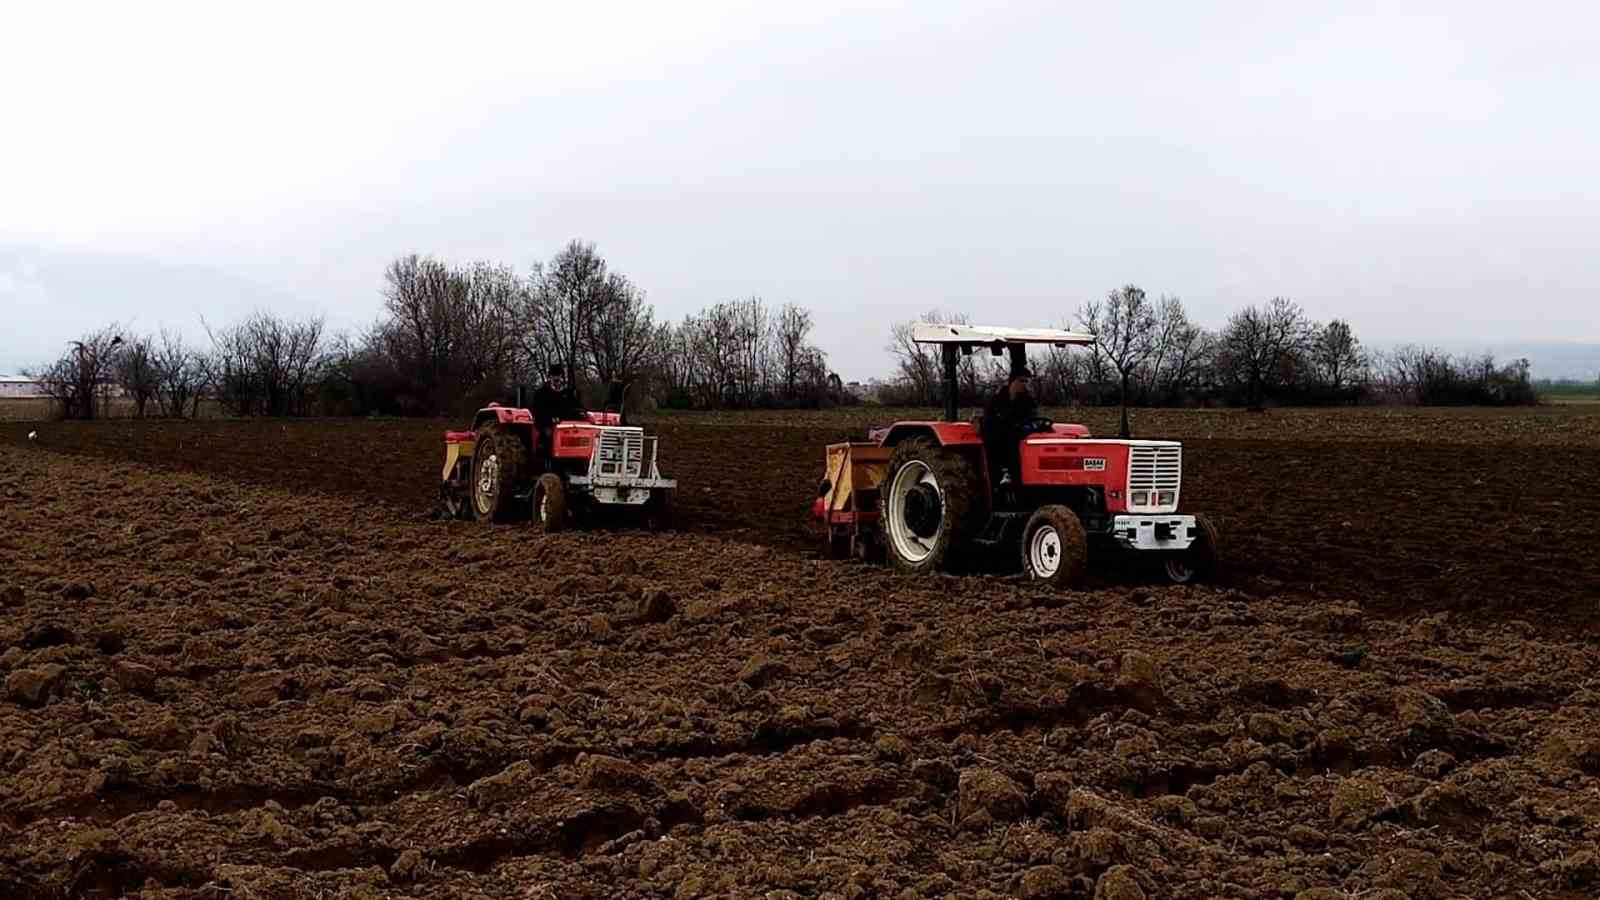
[882,438,981,574]
[472,424,526,523]
[1020,504,1088,587]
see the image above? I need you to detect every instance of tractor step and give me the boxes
[970,511,1028,548]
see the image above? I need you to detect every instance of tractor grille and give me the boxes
[1127,445,1181,509]
[595,429,645,478]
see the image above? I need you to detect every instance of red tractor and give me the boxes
[813,324,1219,585]
[439,386,675,531]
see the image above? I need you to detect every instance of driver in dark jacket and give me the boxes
[532,365,583,464]
[983,365,1036,486]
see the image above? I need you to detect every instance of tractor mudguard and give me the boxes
[878,421,984,448]
[471,404,536,432]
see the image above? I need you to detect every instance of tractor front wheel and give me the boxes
[1019,504,1088,587]
[533,473,568,533]
[643,489,674,532]
[882,438,979,574]
[472,425,526,522]
[1163,514,1221,584]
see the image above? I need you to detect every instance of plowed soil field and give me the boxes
[2,406,1599,899]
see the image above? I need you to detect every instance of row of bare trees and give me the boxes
[29,263,1537,420]
[28,240,841,419]
[654,298,838,409]
[884,287,1536,411]
[350,242,838,414]
[29,326,218,420]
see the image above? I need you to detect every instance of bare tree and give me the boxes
[887,311,976,406]
[888,320,939,405]
[1145,297,1207,404]
[774,303,815,400]
[1217,297,1313,411]
[654,318,696,407]
[379,254,469,413]
[584,273,656,389]
[115,335,159,417]
[527,240,611,383]
[1311,319,1368,399]
[1073,299,1112,404]
[1036,338,1084,405]
[695,302,745,407]
[731,297,771,404]
[205,312,326,416]
[1080,285,1156,436]
[153,329,208,418]
[459,261,525,394]
[27,325,124,419]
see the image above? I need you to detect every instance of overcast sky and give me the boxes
[3,0,1597,380]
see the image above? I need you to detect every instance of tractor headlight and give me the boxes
[1156,491,1175,506]
[1131,491,1149,506]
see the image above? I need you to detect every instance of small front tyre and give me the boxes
[533,473,568,533]
[1020,504,1088,587]
[1163,514,1221,584]
[643,489,674,532]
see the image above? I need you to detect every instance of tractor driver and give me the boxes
[982,364,1037,486]
[532,365,583,464]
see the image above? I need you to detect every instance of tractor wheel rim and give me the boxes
[887,460,941,564]
[538,489,549,523]
[1030,525,1062,578]
[1165,558,1195,583]
[476,453,499,513]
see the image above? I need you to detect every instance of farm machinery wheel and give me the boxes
[472,424,526,523]
[642,489,674,532]
[439,481,471,520]
[882,438,979,574]
[1019,504,1088,587]
[1164,513,1221,584]
[533,473,568,533]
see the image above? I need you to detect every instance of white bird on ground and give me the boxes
[28,431,37,440]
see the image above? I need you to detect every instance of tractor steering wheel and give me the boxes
[1024,417,1054,434]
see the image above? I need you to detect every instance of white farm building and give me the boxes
[0,376,47,399]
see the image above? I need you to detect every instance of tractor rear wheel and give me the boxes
[1020,504,1088,587]
[1164,514,1220,584]
[882,438,980,574]
[472,425,526,522]
[533,473,568,533]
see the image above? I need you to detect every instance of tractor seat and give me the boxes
[444,431,477,443]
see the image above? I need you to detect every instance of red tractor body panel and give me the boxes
[1021,437,1131,513]
[879,420,1090,447]
[874,421,1178,516]
[552,423,599,460]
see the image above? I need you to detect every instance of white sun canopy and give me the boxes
[910,323,1096,346]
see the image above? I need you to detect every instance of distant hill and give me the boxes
[1437,341,1600,382]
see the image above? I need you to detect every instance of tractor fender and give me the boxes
[471,406,537,456]
[878,421,983,448]
[879,422,993,497]
[471,404,536,433]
